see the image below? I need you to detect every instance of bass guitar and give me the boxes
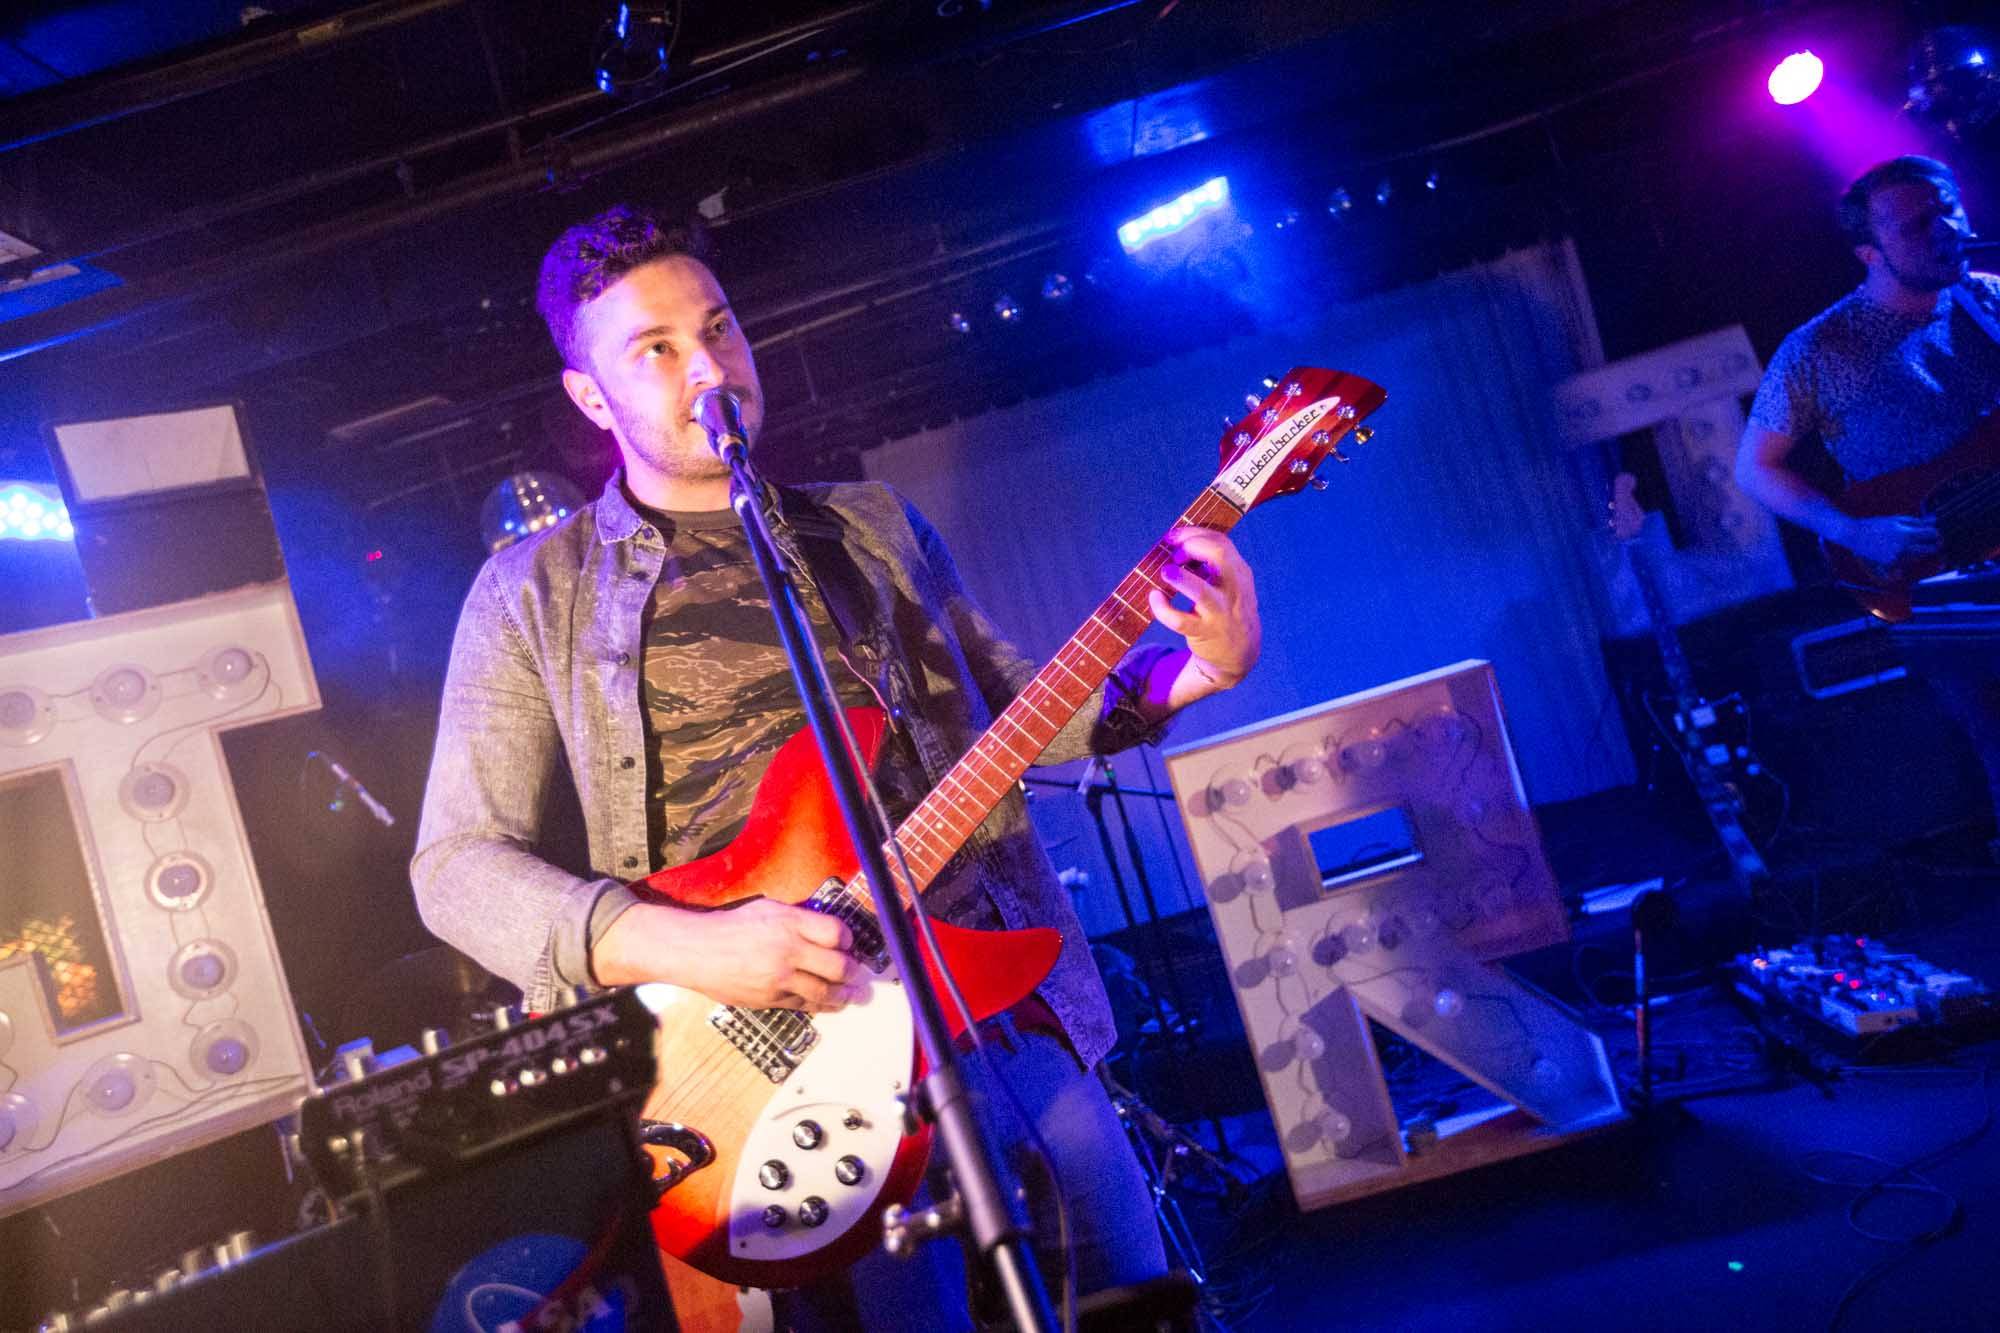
[1822,411,2000,622]
[630,367,1385,1290]
[1610,473,1769,890]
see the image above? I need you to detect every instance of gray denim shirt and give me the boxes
[411,473,1167,1069]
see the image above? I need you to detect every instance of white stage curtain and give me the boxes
[863,239,1633,935]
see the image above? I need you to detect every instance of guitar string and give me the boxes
[1902,467,2000,526]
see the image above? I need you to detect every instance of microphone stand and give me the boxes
[710,423,1056,1333]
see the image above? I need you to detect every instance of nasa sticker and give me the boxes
[429,1234,640,1332]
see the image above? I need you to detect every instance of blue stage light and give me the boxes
[0,483,74,543]
[1117,177,1230,254]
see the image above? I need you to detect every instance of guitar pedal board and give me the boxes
[1733,936,2000,1055]
[297,986,657,1204]
[39,987,672,1331]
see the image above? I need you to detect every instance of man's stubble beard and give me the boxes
[1882,248,1965,296]
[609,396,730,483]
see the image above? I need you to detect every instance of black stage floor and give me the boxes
[1125,790,2000,1333]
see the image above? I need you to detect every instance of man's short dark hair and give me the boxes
[1836,156,1957,248]
[535,205,707,370]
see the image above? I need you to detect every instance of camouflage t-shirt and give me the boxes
[1748,272,2000,483]
[636,505,881,866]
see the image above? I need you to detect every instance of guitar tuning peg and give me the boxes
[1244,392,1262,411]
[1261,376,1279,390]
[1309,477,1330,492]
[1352,427,1374,445]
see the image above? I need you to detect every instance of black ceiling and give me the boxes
[0,0,1982,523]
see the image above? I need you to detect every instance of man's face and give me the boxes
[1862,179,1972,293]
[561,255,764,494]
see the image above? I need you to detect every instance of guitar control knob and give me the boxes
[798,1196,830,1228]
[758,1160,791,1190]
[761,1205,787,1229]
[792,1120,824,1150]
[491,1006,519,1031]
[834,1155,865,1186]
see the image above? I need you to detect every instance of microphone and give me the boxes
[312,751,397,827]
[691,387,750,463]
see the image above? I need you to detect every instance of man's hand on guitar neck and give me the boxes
[1142,525,1262,715]
[592,897,864,1012]
[1834,512,1942,569]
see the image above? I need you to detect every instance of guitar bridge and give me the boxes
[807,878,890,973]
[710,1005,818,1083]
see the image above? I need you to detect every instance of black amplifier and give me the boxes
[298,987,657,1203]
[73,987,675,1332]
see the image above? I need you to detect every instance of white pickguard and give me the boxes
[646,963,918,1265]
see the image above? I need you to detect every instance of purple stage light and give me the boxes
[1768,51,1824,105]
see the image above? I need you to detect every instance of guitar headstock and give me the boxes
[1609,472,1645,542]
[1212,367,1387,512]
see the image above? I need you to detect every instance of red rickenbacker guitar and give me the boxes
[1822,411,2000,621]
[629,367,1386,1292]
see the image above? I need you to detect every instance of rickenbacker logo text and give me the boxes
[1220,400,1334,507]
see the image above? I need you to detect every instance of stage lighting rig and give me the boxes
[594,2,684,99]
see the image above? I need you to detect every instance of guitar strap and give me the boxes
[759,483,909,724]
[763,485,996,918]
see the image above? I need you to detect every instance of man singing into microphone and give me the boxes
[410,206,1263,1327]
[1737,155,2000,851]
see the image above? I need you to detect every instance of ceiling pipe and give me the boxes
[0,0,1177,365]
[0,62,869,365]
[0,0,470,155]
[19,2,886,275]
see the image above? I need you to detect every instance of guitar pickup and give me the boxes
[710,1005,819,1083]
[807,878,890,973]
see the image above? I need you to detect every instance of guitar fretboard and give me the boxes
[1624,543,1704,712]
[847,485,1245,913]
